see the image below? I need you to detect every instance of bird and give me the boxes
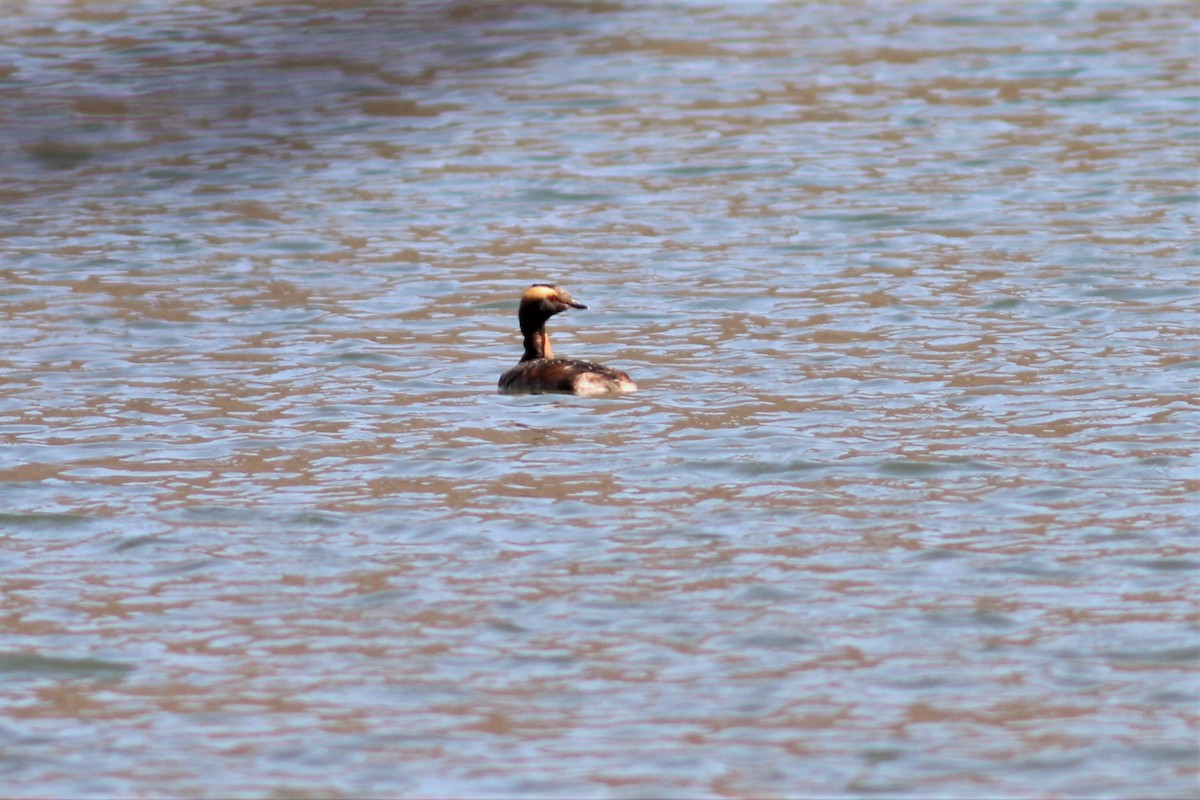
[498,284,637,396]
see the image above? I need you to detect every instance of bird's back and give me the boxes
[499,358,637,396]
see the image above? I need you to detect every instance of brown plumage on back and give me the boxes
[498,284,637,396]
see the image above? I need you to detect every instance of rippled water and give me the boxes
[1,1,1197,797]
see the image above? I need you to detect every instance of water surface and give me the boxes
[1,1,1197,797]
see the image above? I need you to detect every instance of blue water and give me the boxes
[0,1,1196,797]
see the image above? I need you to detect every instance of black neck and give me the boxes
[521,327,550,361]
[518,302,557,361]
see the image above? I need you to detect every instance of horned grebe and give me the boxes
[498,284,637,396]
